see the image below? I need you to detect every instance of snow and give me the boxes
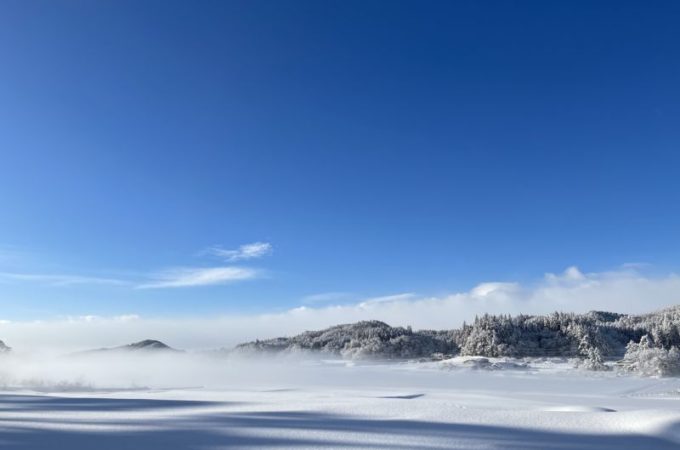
[0,356,679,449]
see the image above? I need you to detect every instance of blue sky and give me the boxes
[1,1,679,320]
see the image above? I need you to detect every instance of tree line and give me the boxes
[233,305,680,376]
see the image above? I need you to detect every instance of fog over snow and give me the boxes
[1,352,680,449]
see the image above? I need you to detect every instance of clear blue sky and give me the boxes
[1,1,679,319]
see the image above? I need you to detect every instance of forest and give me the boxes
[234,305,680,376]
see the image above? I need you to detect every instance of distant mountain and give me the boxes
[0,340,11,353]
[77,339,181,355]
[122,339,178,351]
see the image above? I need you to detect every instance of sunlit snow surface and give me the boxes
[1,355,680,449]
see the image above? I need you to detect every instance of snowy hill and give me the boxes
[233,306,680,372]
[78,339,180,355]
[122,339,178,351]
[234,320,456,359]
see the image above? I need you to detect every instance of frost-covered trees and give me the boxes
[457,312,624,358]
[576,334,610,371]
[577,346,609,371]
[234,321,458,359]
[233,305,680,370]
[621,334,680,377]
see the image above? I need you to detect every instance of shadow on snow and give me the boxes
[0,395,676,449]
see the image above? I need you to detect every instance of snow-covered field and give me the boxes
[1,356,679,449]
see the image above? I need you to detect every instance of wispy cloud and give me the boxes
[0,272,128,287]
[358,293,418,305]
[137,266,260,289]
[0,242,274,291]
[207,242,272,262]
[302,292,354,304]
[303,292,419,307]
[63,314,140,323]
[0,245,29,264]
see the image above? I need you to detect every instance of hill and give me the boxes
[232,305,680,370]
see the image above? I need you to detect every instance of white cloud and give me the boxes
[64,314,140,323]
[302,292,353,304]
[545,266,586,282]
[0,272,128,287]
[137,266,259,289]
[470,282,519,298]
[358,293,418,306]
[2,266,680,353]
[0,243,273,291]
[208,242,272,262]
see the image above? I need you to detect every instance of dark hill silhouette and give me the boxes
[75,339,181,355]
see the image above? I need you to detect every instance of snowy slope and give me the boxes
[0,358,679,449]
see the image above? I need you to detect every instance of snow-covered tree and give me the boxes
[621,335,680,377]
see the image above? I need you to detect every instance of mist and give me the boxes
[0,350,424,393]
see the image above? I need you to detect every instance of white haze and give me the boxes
[0,352,351,392]
[1,266,679,354]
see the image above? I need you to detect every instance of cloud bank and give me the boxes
[1,266,680,353]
